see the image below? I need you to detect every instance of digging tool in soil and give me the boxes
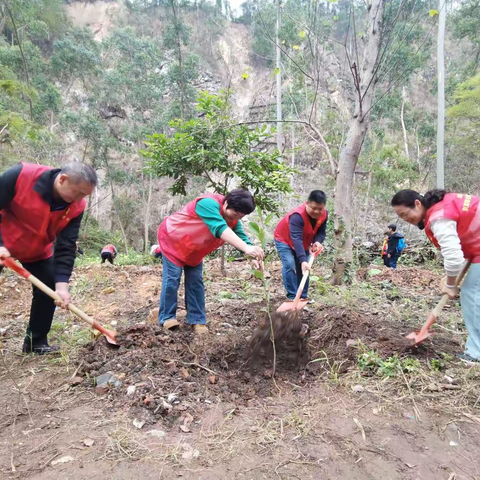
[2,256,118,346]
[249,253,318,367]
[407,261,471,346]
[276,250,319,313]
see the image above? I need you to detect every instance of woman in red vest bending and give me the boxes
[157,189,264,335]
[274,190,328,302]
[391,189,480,363]
[101,244,117,264]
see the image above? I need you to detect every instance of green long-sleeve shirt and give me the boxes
[195,198,253,246]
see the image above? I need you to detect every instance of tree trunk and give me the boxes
[82,195,93,241]
[220,244,226,276]
[144,174,153,253]
[332,0,384,285]
[110,180,129,255]
[436,0,446,189]
[362,171,372,235]
[400,86,409,159]
[170,0,185,120]
[289,111,295,209]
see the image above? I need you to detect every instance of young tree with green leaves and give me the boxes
[141,89,295,214]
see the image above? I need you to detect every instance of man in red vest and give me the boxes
[274,190,328,302]
[157,189,264,334]
[0,162,97,354]
[392,189,480,363]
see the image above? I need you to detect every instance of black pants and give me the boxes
[382,255,390,267]
[0,257,56,346]
[101,252,114,264]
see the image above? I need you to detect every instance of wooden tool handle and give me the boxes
[432,261,471,319]
[292,254,316,309]
[3,257,96,327]
[418,261,473,339]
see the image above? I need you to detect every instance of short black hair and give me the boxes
[224,188,256,214]
[308,190,327,204]
[388,224,397,232]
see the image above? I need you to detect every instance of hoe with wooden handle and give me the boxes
[406,261,471,346]
[2,256,118,345]
[276,250,320,312]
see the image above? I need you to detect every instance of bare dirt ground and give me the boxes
[1,259,480,479]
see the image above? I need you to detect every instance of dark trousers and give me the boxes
[101,252,114,264]
[1,257,56,346]
[389,254,399,269]
[383,254,399,269]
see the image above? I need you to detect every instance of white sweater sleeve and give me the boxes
[430,218,465,276]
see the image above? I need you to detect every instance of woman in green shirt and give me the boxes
[157,189,264,334]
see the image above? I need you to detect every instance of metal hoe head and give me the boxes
[276,299,309,312]
[405,329,432,346]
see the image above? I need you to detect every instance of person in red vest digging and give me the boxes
[274,190,328,303]
[0,162,97,354]
[101,244,117,264]
[157,188,264,334]
[391,189,480,364]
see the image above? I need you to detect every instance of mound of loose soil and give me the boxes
[75,302,461,426]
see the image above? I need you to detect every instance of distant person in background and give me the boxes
[381,235,389,266]
[274,190,328,302]
[150,244,162,260]
[385,224,405,269]
[101,244,117,264]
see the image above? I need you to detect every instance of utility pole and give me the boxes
[436,0,446,188]
[275,0,283,156]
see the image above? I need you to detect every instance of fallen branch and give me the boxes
[181,362,219,377]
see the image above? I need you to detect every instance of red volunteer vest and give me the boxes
[425,193,480,263]
[274,203,328,250]
[102,245,116,255]
[0,163,86,263]
[158,193,239,267]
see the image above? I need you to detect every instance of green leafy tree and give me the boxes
[162,0,199,120]
[51,28,101,91]
[446,72,480,192]
[141,90,295,213]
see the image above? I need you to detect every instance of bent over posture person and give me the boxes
[157,189,264,335]
[391,189,480,364]
[101,244,117,264]
[0,162,97,354]
[274,190,328,302]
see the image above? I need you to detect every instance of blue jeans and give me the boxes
[461,263,480,360]
[275,239,310,300]
[158,256,206,325]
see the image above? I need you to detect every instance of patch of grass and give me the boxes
[429,358,445,371]
[357,342,421,378]
[76,252,154,267]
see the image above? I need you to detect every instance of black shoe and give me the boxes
[456,352,480,365]
[22,343,60,355]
